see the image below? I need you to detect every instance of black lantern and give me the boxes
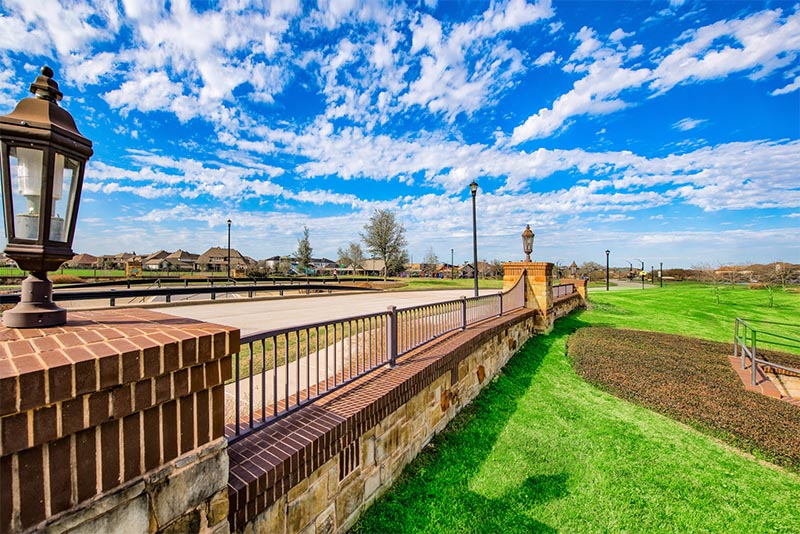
[1,66,93,327]
[522,224,534,262]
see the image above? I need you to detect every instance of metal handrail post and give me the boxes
[387,306,398,367]
[461,296,467,330]
[751,328,757,386]
[498,292,503,317]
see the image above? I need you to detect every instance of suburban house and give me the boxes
[97,252,141,270]
[165,249,199,271]
[196,247,249,272]
[459,261,492,279]
[66,253,98,269]
[142,250,170,271]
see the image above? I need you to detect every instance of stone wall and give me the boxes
[0,309,238,533]
[227,309,538,533]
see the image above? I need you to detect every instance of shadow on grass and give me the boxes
[350,315,587,533]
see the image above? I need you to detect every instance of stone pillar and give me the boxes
[503,262,553,332]
[560,277,588,305]
[0,308,238,534]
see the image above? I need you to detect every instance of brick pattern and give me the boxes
[0,309,238,533]
[226,308,537,532]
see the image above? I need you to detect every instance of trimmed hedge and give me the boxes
[568,327,800,472]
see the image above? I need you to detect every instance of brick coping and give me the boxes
[727,355,800,406]
[226,308,536,531]
[0,308,239,417]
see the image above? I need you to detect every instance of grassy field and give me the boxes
[351,283,800,533]
[387,278,504,291]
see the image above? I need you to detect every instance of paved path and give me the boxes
[164,289,500,336]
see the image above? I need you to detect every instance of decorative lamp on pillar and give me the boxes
[522,224,534,262]
[1,66,93,327]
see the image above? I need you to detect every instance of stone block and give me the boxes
[249,496,285,534]
[315,504,335,534]
[149,447,228,529]
[207,489,229,527]
[160,509,200,534]
[287,474,327,533]
[64,491,149,534]
[335,477,364,529]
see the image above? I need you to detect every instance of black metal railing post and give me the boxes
[461,296,467,330]
[387,306,398,367]
[498,292,503,317]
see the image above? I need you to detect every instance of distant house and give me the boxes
[67,253,98,269]
[165,249,199,271]
[459,261,491,279]
[196,247,248,272]
[97,252,141,270]
[142,250,170,271]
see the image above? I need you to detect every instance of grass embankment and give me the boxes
[570,328,800,471]
[351,284,800,533]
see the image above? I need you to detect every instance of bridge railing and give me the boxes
[226,274,527,443]
[734,317,800,386]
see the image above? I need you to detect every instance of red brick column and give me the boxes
[0,309,238,533]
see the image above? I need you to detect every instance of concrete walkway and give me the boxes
[163,289,498,336]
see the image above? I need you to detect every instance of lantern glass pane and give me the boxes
[50,153,79,243]
[9,146,44,241]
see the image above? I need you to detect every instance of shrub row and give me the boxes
[568,327,800,472]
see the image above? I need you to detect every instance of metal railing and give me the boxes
[0,282,374,307]
[226,273,528,442]
[734,317,800,386]
[552,283,576,299]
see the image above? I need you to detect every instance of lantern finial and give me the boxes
[29,65,63,103]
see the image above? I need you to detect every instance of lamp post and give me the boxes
[226,218,232,280]
[451,248,454,280]
[522,224,534,262]
[634,258,644,289]
[660,261,663,288]
[1,66,93,327]
[605,249,610,291]
[469,180,478,297]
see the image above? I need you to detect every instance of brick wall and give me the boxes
[227,308,538,533]
[0,309,238,533]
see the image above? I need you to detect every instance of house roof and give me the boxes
[71,253,98,264]
[197,247,247,264]
[165,249,199,261]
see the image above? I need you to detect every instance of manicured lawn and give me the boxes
[388,278,504,291]
[350,284,800,533]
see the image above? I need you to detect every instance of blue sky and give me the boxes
[1,0,798,268]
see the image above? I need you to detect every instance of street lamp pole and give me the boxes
[451,248,454,280]
[470,180,479,297]
[605,250,610,291]
[660,261,663,288]
[226,219,232,280]
[634,258,644,289]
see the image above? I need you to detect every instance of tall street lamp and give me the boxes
[1,66,93,327]
[605,249,610,291]
[469,180,479,297]
[522,224,534,262]
[634,258,645,289]
[226,218,232,280]
[451,248,454,280]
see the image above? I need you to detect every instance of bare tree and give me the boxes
[337,242,365,275]
[422,247,438,276]
[296,226,313,270]
[361,209,408,281]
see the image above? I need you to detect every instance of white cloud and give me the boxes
[772,74,800,95]
[609,28,632,42]
[512,8,800,144]
[673,117,707,131]
[650,9,800,94]
[534,51,556,66]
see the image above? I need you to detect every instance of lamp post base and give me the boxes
[2,274,66,328]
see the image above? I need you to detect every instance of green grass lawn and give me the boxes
[387,278,504,291]
[351,284,800,533]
